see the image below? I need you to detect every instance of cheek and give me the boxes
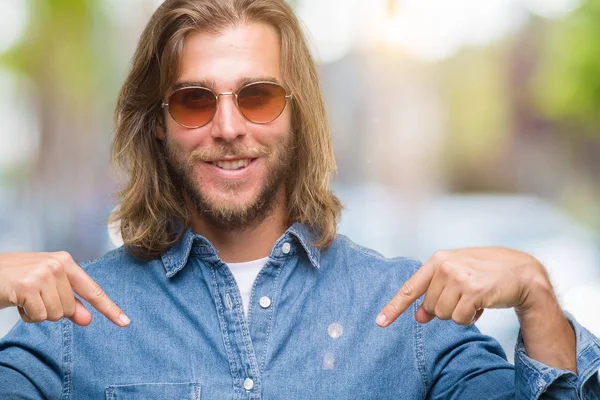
[254,131,289,158]
[252,113,292,147]
[166,123,208,154]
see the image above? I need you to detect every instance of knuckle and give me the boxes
[32,311,47,323]
[452,315,469,325]
[107,301,118,314]
[464,280,484,296]
[435,306,451,320]
[422,301,435,315]
[90,283,105,299]
[453,272,468,284]
[47,311,64,322]
[451,309,471,325]
[452,301,477,325]
[386,301,401,316]
[15,279,36,295]
[53,251,73,264]
[46,258,64,275]
[439,261,454,275]
[432,250,449,263]
[400,281,414,296]
[63,303,76,317]
[63,308,76,318]
[32,265,54,284]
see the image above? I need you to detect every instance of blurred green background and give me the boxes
[1,0,599,357]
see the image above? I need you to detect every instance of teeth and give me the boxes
[213,159,251,170]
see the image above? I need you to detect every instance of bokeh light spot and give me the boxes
[327,322,343,339]
[0,0,29,54]
[322,352,336,370]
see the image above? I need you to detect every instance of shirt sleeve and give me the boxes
[514,311,600,399]
[421,316,516,399]
[423,310,600,399]
[0,318,66,399]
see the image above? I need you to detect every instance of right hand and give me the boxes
[0,252,130,327]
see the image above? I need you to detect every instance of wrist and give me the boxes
[517,308,577,372]
[510,259,577,372]
[514,277,577,372]
[514,261,556,318]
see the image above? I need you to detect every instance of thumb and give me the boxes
[67,298,93,326]
[415,304,436,324]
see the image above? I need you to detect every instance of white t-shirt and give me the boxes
[226,257,269,317]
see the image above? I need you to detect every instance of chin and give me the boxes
[206,189,258,209]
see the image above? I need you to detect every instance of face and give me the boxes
[158,23,294,231]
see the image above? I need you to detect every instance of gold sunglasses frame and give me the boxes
[161,80,293,129]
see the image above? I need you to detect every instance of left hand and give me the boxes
[376,247,553,327]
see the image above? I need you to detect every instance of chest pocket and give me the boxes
[105,382,201,399]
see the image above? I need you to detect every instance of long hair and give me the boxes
[109,0,342,259]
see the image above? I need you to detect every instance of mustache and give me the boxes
[186,143,270,166]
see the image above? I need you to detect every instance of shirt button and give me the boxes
[259,296,272,308]
[282,242,291,254]
[243,378,254,391]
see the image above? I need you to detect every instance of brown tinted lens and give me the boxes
[168,87,216,127]
[238,82,287,123]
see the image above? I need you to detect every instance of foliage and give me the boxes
[0,0,109,104]
[534,0,600,134]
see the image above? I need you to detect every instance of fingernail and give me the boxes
[376,313,387,326]
[119,313,131,326]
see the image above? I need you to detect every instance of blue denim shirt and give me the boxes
[1,223,600,399]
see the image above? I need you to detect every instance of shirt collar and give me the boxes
[287,222,321,269]
[160,222,321,278]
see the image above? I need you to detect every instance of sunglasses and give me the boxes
[161,81,293,129]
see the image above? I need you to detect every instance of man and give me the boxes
[0,0,599,398]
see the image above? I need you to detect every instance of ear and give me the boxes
[155,112,167,140]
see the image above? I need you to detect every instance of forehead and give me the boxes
[176,22,282,91]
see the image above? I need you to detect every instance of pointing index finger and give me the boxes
[376,261,436,327]
[62,258,130,327]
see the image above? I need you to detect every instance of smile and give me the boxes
[210,158,254,170]
[203,158,259,178]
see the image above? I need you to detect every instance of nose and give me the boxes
[209,93,246,142]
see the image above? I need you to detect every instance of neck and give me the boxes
[187,187,289,263]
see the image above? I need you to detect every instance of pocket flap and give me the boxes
[105,382,201,399]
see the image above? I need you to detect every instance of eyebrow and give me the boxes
[170,76,281,93]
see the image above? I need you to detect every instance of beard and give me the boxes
[163,132,294,232]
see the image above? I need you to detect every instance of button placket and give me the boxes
[210,263,262,398]
[247,257,284,373]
